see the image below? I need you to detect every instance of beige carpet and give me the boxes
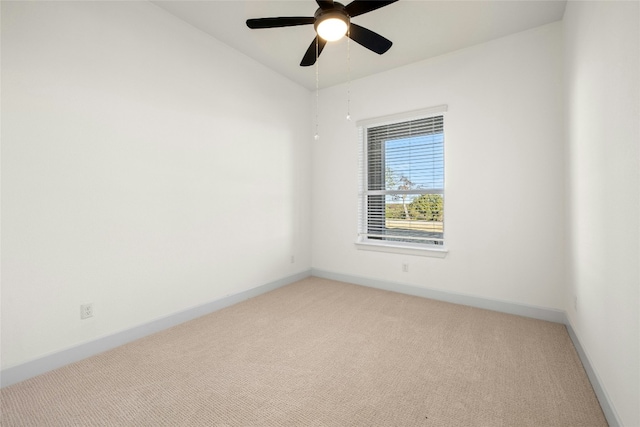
[1,277,607,426]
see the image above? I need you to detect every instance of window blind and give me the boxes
[358,114,445,247]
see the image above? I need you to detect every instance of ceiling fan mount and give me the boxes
[246,0,398,67]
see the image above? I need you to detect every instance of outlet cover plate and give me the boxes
[80,303,93,319]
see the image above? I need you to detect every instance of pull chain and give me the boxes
[346,28,351,121]
[314,36,320,141]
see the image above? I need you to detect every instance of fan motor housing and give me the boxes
[314,3,350,34]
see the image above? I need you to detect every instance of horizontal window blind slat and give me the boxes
[363,189,444,196]
[360,233,444,242]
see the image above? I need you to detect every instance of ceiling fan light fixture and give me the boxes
[316,16,349,42]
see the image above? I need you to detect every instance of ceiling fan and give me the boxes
[246,0,399,66]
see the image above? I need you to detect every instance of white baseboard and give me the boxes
[565,320,622,427]
[0,270,312,388]
[311,268,566,323]
[311,268,620,427]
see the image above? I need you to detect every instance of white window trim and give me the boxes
[355,240,449,258]
[355,105,449,258]
[356,105,448,128]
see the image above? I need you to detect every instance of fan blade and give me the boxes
[316,0,334,9]
[345,0,398,18]
[348,23,392,54]
[300,36,328,66]
[246,17,314,29]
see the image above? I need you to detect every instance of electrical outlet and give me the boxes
[402,263,409,272]
[80,303,93,320]
[290,255,295,264]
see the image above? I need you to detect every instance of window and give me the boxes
[357,107,446,255]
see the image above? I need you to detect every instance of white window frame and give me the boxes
[355,106,448,258]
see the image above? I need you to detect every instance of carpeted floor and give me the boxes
[1,277,607,426]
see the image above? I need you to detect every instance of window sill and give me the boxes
[354,241,449,258]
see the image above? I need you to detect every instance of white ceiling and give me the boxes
[151,0,567,90]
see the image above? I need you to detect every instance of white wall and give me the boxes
[564,1,639,425]
[1,1,311,369]
[312,23,565,310]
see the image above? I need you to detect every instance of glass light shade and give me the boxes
[316,17,348,41]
